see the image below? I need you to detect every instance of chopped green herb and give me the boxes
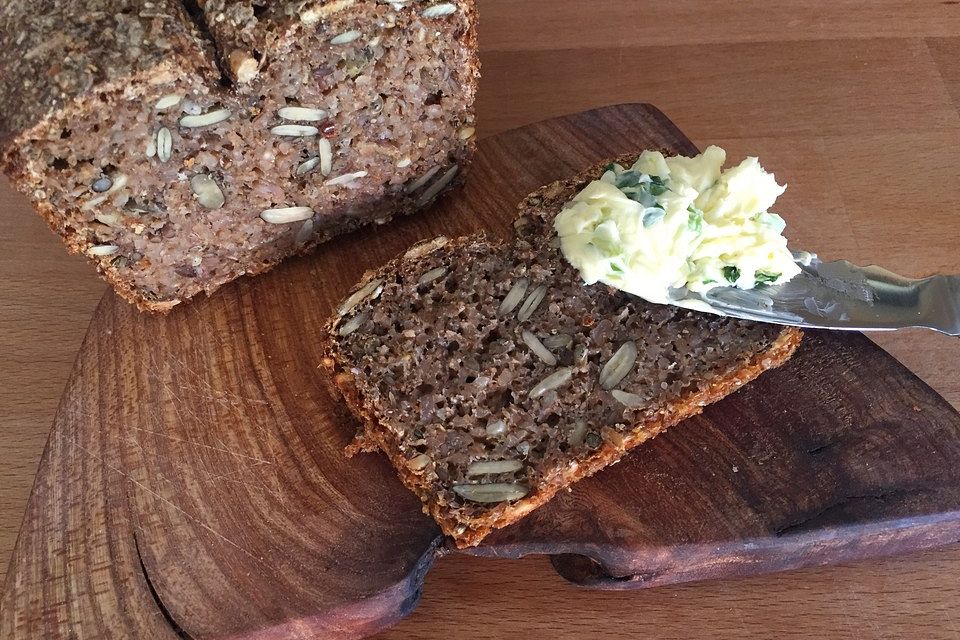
[722,265,741,283]
[604,163,618,173]
[649,183,668,196]
[755,271,781,285]
[650,175,666,186]
[687,207,703,234]
[615,170,642,189]
[702,278,717,285]
[610,262,624,274]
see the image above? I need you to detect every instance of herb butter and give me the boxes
[554,146,800,310]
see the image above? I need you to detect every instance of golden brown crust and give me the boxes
[320,159,804,547]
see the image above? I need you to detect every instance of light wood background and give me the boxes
[2,1,959,638]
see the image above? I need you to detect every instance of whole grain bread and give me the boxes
[0,0,478,311]
[321,159,803,547]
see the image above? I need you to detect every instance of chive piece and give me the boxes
[649,183,668,196]
[687,207,703,234]
[723,266,741,283]
[610,263,624,274]
[755,271,781,285]
[702,278,717,285]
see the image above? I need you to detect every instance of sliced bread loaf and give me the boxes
[321,160,802,547]
[0,0,477,311]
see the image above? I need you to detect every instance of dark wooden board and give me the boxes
[3,104,960,639]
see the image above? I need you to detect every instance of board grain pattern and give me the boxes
[3,104,960,640]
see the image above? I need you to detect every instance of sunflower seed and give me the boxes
[189,174,225,209]
[499,278,528,314]
[295,218,314,245]
[145,136,156,158]
[154,94,183,110]
[416,165,459,206]
[422,3,457,18]
[396,157,412,168]
[517,285,547,321]
[452,483,529,503]
[600,340,638,390]
[338,310,369,336]
[404,165,441,193]
[338,278,385,316]
[179,108,232,128]
[466,460,523,476]
[260,206,314,224]
[87,244,119,256]
[458,126,475,140]
[330,30,362,44]
[522,330,557,366]
[296,157,320,176]
[156,127,173,162]
[417,266,447,285]
[318,137,333,176]
[530,367,573,398]
[91,177,113,193]
[485,419,507,437]
[611,390,646,407]
[278,106,327,121]
[270,124,319,137]
[325,170,367,186]
[542,333,573,350]
[407,453,431,470]
[568,420,588,446]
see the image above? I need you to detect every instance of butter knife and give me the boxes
[677,254,960,336]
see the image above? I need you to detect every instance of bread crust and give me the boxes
[320,162,804,548]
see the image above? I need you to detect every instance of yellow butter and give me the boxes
[554,146,800,309]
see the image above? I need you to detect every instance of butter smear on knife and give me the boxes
[554,145,800,310]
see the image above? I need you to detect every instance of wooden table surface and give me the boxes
[2,2,960,638]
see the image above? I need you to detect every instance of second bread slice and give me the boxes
[322,161,802,547]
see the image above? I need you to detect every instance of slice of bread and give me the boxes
[321,159,803,548]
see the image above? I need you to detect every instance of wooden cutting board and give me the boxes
[3,104,960,640]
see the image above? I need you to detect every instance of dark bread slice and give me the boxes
[321,160,803,548]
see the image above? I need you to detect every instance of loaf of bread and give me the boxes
[0,0,478,311]
[322,159,803,547]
